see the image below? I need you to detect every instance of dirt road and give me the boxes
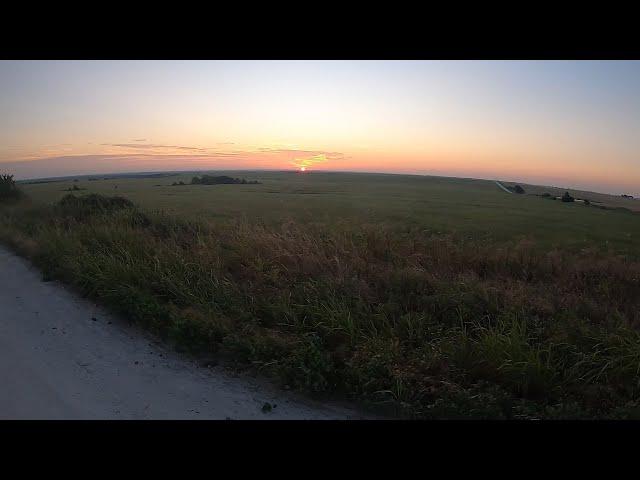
[0,246,364,419]
[495,181,513,193]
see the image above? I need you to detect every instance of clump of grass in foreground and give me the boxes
[0,174,25,203]
[56,193,138,218]
[2,194,640,418]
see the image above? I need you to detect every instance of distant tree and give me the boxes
[561,191,575,203]
[191,176,201,185]
[513,185,525,194]
[583,199,591,206]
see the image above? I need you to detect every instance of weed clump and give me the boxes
[55,193,141,221]
[0,174,25,203]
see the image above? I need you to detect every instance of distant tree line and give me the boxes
[190,175,260,185]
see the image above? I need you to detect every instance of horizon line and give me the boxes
[13,167,636,199]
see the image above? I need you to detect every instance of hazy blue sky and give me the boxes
[1,60,639,194]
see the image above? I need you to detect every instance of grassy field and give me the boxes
[19,171,640,255]
[501,180,640,212]
[4,170,640,418]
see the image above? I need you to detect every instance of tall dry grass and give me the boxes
[2,195,640,418]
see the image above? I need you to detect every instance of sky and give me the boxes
[1,60,639,195]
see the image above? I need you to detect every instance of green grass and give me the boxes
[4,170,640,418]
[20,171,640,255]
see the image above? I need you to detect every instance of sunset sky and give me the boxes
[1,60,639,195]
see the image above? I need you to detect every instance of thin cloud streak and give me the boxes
[101,144,346,163]
[104,143,209,152]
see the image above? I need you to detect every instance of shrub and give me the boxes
[513,185,525,194]
[561,192,575,203]
[55,193,137,219]
[0,174,24,202]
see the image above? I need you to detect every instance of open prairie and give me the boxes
[4,59,640,422]
[3,170,640,419]
[19,171,640,255]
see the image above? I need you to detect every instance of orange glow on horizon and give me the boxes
[2,61,640,196]
[4,144,640,196]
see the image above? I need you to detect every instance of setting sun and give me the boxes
[300,166,306,172]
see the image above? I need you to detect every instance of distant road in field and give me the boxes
[495,181,513,194]
[0,246,362,419]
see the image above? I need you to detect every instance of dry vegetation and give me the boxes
[2,189,640,418]
[0,174,24,202]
